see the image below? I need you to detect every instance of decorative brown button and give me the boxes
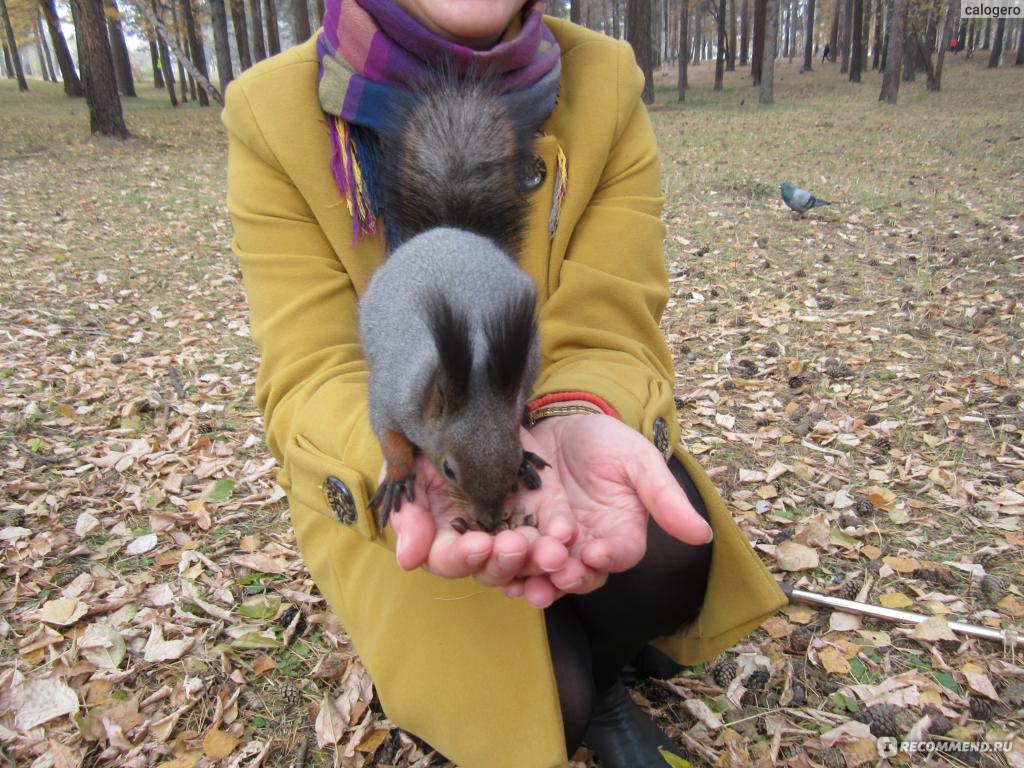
[324,476,357,525]
[652,416,671,460]
[522,154,547,191]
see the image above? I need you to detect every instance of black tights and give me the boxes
[544,456,713,755]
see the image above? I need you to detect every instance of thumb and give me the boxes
[626,446,714,547]
[388,499,435,570]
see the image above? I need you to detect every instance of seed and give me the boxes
[450,517,469,534]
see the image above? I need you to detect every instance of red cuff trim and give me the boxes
[529,391,620,419]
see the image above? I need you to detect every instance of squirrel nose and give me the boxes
[475,507,503,533]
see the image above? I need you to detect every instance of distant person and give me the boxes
[822,43,831,62]
[950,37,958,53]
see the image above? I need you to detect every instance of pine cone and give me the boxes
[863,413,881,427]
[747,669,770,691]
[999,680,1024,708]
[279,683,305,710]
[818,747,847,768]
[855,704,903,739]
[835,579,862,601]
[981,574,1005,603]
[854,497,875,517]
[916,567,958,588]
[923,707,952,736]
[278,606,308,636]
[872,436,891,453]
[976,551,1001,571]
[711,656,738,687]
[789,625,813,653]
[969,696,997,721]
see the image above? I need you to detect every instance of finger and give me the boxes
[555,565,609,595]
[628,450,714,546]
[539,508,577,547]
[389,501,435,571]
[522,575,560,609]
[529,536,570,574]
[548,558,589,592]
[427,530,494,578]
[502,579,526,598]
[474,530,530,587]
[579,531,646,574]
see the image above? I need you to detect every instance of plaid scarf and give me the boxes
[317,0,562,243]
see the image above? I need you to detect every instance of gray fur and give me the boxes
[359,228,539,529]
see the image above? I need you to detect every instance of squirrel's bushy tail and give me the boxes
[379,71,538,257]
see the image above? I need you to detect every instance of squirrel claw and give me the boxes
[519,451,548,490]
[370,475,416,531]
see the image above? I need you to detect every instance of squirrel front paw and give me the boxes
[518,450,550,491]
[369,474,415,531]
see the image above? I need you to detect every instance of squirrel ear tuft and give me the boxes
[424,293,473,410]
[485,288,536,402]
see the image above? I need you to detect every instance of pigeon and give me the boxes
[780,182,830,216]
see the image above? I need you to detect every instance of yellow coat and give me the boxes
[223,18,786,768]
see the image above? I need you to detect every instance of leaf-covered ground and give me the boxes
[1,56,1022,768]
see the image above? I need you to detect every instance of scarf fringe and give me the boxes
[329,117,380,244]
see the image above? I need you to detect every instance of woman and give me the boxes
[222,1,786,765]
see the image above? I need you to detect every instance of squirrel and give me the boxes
[358,72,550,533]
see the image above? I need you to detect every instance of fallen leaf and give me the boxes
[126,533,158,555]
[683,698,723,730]
[78,623,126,669]
[230,553,285,574]
[203,728,239,759]
[32,598,88,626]
[882,555,921,573]
[879,592,914,609]
[315,694,345,748]
[8,676,80,731]
[819,646,852,675]
[143,624,194,662]
[961,662,999,699]
[914,615,957,642]
[776,540,820,571]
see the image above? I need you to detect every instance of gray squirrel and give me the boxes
[358,72,551,532]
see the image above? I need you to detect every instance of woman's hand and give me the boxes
[386,443,578,583]
[497,414,715,607]
[386,415,713,610]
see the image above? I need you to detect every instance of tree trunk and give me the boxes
[264,0,280,54]
[626,0,654,103]
[788,0,796,61]
[570,0,581,23]
[932,0,954,88]
[692,6,701,61]
[168,0,188,101]
[760,0,777,101]
[72,0,129,134]
[727,0,737,68]
[829,0,839,59]
[148,33,163,86]
[803,0,816,69]
[37,11,57,81]
[40,0,83,94]
[715,0,726,87]
[872,0,883,66]
[956,18,966,51]
[752,0,766,81]
[0,0,28,90]
[781,0,789,57]
[840,0,852,71]
[34,11,51,80]
[181,0,209,105]
[248,0,265,60]
[613,0,620,37]
[740,0,749,63]
[879,0,905,102]
[849,0,863,79]
[208,0,232,90]
[678,0,688,98]
[230,0,252,68]
[1017,19,1024,64]
[1,40,10,78]
[982,18,990,49]
[988,17,1005,66]
[106,0,136,96]
[292,0,310,44]
[157,30,177,105]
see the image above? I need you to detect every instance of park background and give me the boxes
[1,1,1024,766]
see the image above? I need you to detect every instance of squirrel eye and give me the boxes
[441,459,457,482]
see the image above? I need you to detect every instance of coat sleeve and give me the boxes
[532,40,679,453]
[223,77,386,544]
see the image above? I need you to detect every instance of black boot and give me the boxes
[582,679,686,768]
